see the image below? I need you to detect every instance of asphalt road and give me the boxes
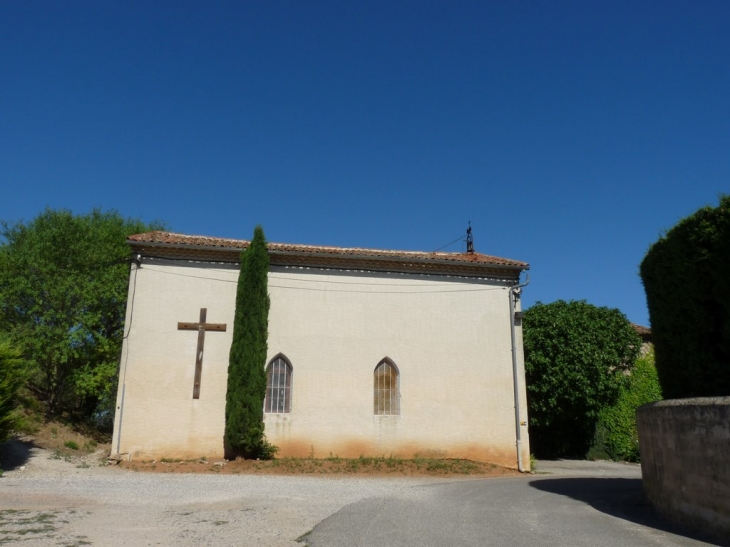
[304,461,726,547]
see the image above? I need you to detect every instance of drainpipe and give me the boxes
[114,257,141,456]
[509,274,529,472]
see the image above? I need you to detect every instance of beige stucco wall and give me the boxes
[112,259,530,468]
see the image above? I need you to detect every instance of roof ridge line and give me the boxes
[127,231,529,268]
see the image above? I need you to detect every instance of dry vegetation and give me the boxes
[120,454,520,477]
[4,404,111,469]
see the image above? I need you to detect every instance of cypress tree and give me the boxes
[224,226,276,459]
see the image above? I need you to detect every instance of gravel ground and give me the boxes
[533,458,642,478]
[0,442,464,547]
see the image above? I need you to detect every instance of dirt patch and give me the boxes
[119,455,521,478]
[1,418,111,475]
[20,418,110,457]
[0,437,111,477]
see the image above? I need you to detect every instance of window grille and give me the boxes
[374,358,399,415]
[265,355,292,413]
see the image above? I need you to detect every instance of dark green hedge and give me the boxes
[640,195,730,399]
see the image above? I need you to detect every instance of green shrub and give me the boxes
[64,440,79,450]
[0,209,164,421]
[640,195,730,398]
[523,300,641,459]
[83,440,98,452]
[0,335,24,444]
[588,348,662,461]
[13,413,40,435]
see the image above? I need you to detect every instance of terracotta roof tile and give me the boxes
[129,231,244,249]
[632,323,652,337]
[128,231,529,269]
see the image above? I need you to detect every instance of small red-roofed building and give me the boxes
[111,231,531,468]
[631,323,653,355]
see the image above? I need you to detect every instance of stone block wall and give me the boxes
[637,397,730,541]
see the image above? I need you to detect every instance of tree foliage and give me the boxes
[523,300,641,459]
[0,335,24,444]
[640,195,730,398]
[224,226,277,459]
[0,208,163,424]
[588,348,663,462]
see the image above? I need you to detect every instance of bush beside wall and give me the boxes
[588,348,662,462]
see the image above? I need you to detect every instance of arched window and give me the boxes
[374,358,399,415]
[265,354,292,413]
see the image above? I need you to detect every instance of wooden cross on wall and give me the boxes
[178,308,227,399]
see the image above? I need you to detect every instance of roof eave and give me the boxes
[129,239,528,272]
[267,249,527,272]
[129,239,245,253]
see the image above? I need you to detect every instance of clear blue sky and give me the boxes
[2,1,728,326]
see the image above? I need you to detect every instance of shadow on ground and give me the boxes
[530,478,728,547]
[0,438,34,471]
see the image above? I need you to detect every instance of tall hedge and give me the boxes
[640,195,730,399]
[224,226,276,459]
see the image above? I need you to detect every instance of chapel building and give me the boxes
[111,231,531,469]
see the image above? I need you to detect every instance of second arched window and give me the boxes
[265,355,292,413]
[374,358,399,415]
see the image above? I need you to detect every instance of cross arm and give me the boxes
[177,322,227,331]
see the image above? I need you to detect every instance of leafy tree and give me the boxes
[640,195,730,398]
[224,226,277,459]
[0,335,24,444]
[523,300,641,459]
[0,208,163,424]
[588,347,663,462]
